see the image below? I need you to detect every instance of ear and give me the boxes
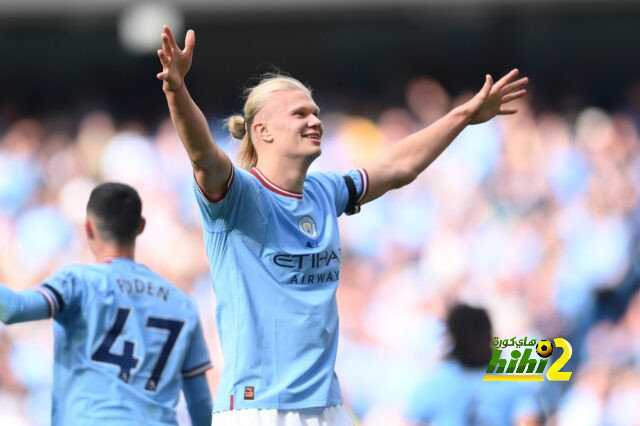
[137,217,146,236]
[253,121,274,143]
[85,217,95,240]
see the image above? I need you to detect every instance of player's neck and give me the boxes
[255,156,311,194]
[95,243,136,263]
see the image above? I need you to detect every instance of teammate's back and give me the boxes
[42,259,211,425]
[0,182,213,426]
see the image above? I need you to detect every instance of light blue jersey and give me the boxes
[407,361,541,426]
[194,166,368,411]
[37,258,212,426]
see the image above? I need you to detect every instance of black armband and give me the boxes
[343,175,361,215]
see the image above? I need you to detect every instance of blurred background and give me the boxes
[1,0,640,425]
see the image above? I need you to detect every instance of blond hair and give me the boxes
[227,73,311,169]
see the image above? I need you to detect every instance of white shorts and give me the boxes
[211,404,355,426]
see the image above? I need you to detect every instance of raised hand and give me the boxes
[464,69,528,125]
[157,25,195,92]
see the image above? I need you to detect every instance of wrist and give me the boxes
[449,104,473,127]
[163,80,186,95]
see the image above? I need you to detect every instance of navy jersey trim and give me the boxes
[39,284,64,316]
[182,361,213,378]
[36,287,57,317]
[43,284,65,312]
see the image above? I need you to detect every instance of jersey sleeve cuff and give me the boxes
[182,361,213,378]
[356,168,369,203]
[194,164,235,205]
[37,284,64,317]
[343,168,369,215]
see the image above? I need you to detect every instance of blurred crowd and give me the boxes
[1,76,639,425]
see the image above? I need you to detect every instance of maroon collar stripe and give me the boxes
[250,168,303,199]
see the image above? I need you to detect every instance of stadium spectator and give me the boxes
[406,303,541,426]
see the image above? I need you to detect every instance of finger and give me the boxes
[502,77,529,94]
[499,108,518,115]
[161,33,173,57]
[501,89,527,103]
[157,49,170,67]
[163,25,180,52]
[184,29,195,55]
[157,71,168,80]
[161,25,172,46]
[476,74,493,101]
[494,68,520,91]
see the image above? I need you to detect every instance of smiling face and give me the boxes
[252,89,324,163]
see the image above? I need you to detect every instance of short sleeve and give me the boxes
[343,168,369,215]
[193,166,259,233]
[37,268,82,319]
[181,315,213,379]
[310,168,369,217]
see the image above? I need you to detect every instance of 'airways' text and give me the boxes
[288,270,340,284]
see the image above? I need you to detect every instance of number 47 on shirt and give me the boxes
[91,307,184,391]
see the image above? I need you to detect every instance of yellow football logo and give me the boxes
[536,340,553,358]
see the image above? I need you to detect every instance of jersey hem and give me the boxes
[213,398,344,413]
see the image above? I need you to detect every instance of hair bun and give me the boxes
[227,115,247,139]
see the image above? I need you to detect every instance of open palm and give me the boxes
[156,25,195,92]
[465,69,528,125]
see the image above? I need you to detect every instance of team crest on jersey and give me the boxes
[298,215,318,238]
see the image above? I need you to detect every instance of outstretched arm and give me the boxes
[157,25,232,201]
[182,373,213,426]
[361,69,528,204]
[0,285,50,324]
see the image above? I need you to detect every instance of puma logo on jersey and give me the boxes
[244,386,255,400]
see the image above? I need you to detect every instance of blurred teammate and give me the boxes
[407,304,541,426]
[157,25,527,424]
[0,182,213,426]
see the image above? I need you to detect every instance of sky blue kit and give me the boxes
[32,258,211,425]
[194,165,367,411]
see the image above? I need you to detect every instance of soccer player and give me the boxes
[0,182,213,426]
[406,304,541,425]
[157,25,528,424]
